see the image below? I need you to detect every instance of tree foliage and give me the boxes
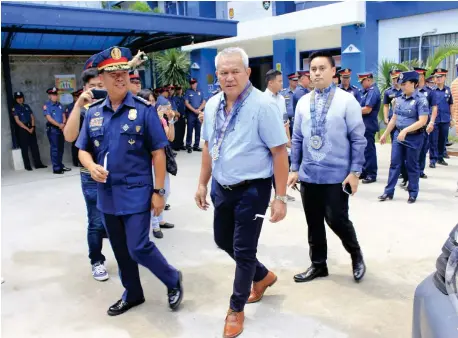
[150,49,191,88]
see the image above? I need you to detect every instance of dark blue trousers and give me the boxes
[186,113,201,148]
[46,126,64,172]
[418,131,430,175]
[211,178,271,312]
[429,122,449,164]
[81,172,107,265]
[103,210,179,303]
[363,130,378,180]
[384,131,422,198]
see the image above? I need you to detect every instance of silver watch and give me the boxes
[351,171,361,178]
[275,195,288,204]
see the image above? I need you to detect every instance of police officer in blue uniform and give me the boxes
[43,87,71,174]
[378,71,429,204]
[76,46,183,316]
[414,67,438,178]
[184,78,206,153]
[280,73,298,126]
[430,68,453,167]
[338,68,362,102]
[291,70,310,135]
[358,72,381,184]
[171,85,187,151]
[12,91,47,171]
[383,70,403,140]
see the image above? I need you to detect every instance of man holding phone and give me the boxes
[288,51,367,284]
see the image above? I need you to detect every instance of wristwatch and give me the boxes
[351,171,361,178]
[153,188,166,196]
[275,195,288,204]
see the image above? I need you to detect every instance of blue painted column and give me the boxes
[186,1,216,18]
[190,48,217,98]
[273,39,296,86]
[273,1,295,16]
[341,24,368,87]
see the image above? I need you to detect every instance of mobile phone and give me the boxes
[91,89,108,100]
[343,183,352,195]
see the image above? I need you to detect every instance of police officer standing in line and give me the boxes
[171,85,187,151]
[338,68,362,102]
[430,68,453,167]
[43,87,71,174]
[358,72,381,184]
[414,67,438,179]
[383,70,403,141]
[184,78,205,153]
[12,91,47,171]
[280,73,298,127]
[76,46,183,316]
[379,71,429,204]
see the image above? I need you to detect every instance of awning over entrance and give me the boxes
[1,1,237,55]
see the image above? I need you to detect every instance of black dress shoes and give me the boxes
[25,167,33,171]
[438,159,448,166]
[107,298,145,316]
[362,178,376,184]
[180,146,187,151]
[294,265,329,283]
[159,222,175,229]
[429,163,436,168]
[35,164,47,169]
[420,173,428,179]
[378,194,393,201]
[187,148,192,154]
[407,196,416,204]
[53,170,64,174]
[352,259,366,282]
[168,271,183,310]
[63,166,72,171]
[193,147,202,152]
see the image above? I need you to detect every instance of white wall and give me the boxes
[24,1,103,8]
[378,9,458,64]
[227,1,272,21]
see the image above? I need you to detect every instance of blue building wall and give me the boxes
[190,48,217,98]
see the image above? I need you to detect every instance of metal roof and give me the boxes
[1,1,237,55]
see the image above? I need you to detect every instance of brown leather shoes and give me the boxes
[247,271,277,304]
[223,309,244,338]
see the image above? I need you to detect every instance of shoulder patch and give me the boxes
[89,98,104,107]
[133,96,151,106]
[11,108,15,112]
[43,105,47,110]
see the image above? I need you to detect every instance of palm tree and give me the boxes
[150,49,191,88]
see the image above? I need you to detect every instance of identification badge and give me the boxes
[309,135,323,150]
[128,109,137,121]
[89,117,104,127]
[94,140,100,147]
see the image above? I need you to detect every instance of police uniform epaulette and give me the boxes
[89,98,105,107]
[133,96,151,106]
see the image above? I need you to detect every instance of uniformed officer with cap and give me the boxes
[338,68,362,102]
[426,75,436,90]
[280,73,298,124]
[184,78,206,153]
[12,91,47,171]
[358,72,381,184]
[379,71,429,203]
[414,67,438,179]
[383,69,403,130]
[43,87,71,174]
[128,69,142,95]
[76,46,183,316]
[333,67,341,86]
[171,85,187,151]
[430,68,453,167]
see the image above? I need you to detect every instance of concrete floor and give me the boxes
[2,145,457,338]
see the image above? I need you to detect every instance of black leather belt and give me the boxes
[397,127,426,135]
[218,178,267,190]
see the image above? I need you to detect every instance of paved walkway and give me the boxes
[2,145,457,338]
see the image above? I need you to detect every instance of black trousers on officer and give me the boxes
[211,178,271,312]
[17,126,44,169]
[71,141,80,167]
[300,182,362,267]
[171,117,186,150]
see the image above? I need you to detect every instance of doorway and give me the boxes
[249,56,273,91]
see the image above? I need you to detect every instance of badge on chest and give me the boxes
[90,117,104,128]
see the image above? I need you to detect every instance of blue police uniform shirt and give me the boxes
[434,86,453,123]
[12,103,33,124]
[172,95,185,115]
[418,86,437,116]
[360,85,381,132]
[202,87,288,186]
[280,87,295,118]
[394,90,429,130]
[292,85,310,116]
[65,102,75,118]
[76,91,169,216]
[155,95,175,110]
[339,84,362,103]
[383,86,403,119]
[184,88,204,110]
[43,100,65,124]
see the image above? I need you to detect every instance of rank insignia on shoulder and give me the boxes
[134,96,151,105]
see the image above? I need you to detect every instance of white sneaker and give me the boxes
[92,262,109,281]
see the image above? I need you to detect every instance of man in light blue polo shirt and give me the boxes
[194,47,289,338]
